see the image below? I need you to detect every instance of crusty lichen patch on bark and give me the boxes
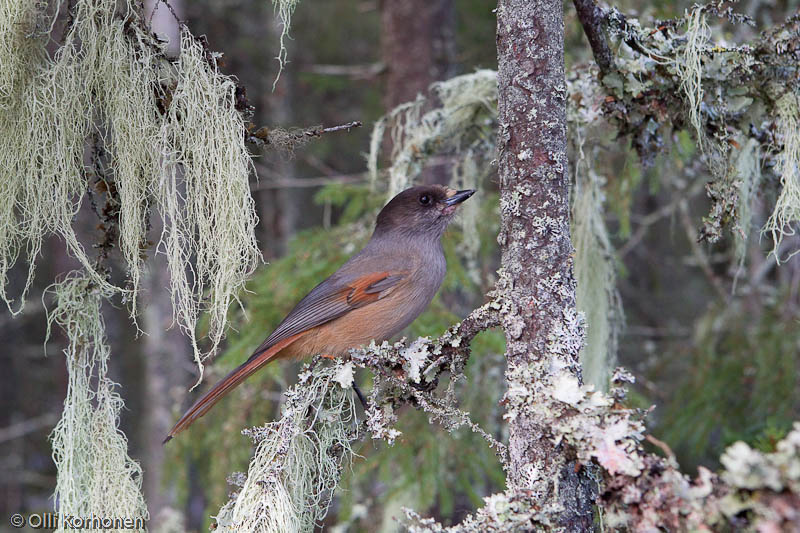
[496,1,596,527]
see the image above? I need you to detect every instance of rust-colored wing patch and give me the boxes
[346,271,405,306]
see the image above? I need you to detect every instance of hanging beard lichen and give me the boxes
[367,69,498,199]
[0,0,48,108]
[157,27,260,374]
[0,0,260,370]
[47,275,148,531]
[1,0,261,528]
[763,91,800,262]
[734,137,762,269]
[271,0,300,87]
[214,361,359,533]
[567,73,623,391]
[676,7,711,150]
[571,162,622,391]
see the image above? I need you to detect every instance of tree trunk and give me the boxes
[496,0,596,529]
[381,0,455,110]
[255,11,298,260]
[381,0,456,186]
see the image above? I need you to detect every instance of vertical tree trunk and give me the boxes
[381,0,455,110]
[381,0,455,185]
[256,11,297,260]
[496,0,595,529]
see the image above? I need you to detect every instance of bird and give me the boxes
[164,184,475,443]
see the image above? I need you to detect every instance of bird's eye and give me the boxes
[419,194,432,206]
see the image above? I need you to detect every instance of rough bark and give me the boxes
[496,0,596,529]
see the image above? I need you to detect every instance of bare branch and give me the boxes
[572,0,615,74]
[246,121,363,149]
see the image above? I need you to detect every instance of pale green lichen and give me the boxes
[733,137,762,270]
[46,275,148,532]
[2,3,262,529]
[158,27,261,379]
[0,1,261,371]
[214,361,359,533]
[677,7,711,149]
[271,0,299,89]
[572,166,621,391]
[0,0,48,107]
[720,423,800,492]
[567,85,623,390]
[763,91,800,262]
[367,69,497,198]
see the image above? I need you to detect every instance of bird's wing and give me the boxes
[164,270,407,442]
[246,270,406,363]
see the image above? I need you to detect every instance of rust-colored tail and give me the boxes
[163,335,300,443]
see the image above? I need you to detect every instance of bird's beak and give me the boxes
[443,189,476,206]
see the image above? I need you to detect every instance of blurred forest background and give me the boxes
[1,0,799,531]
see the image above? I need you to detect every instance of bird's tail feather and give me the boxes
[163,334,300,443]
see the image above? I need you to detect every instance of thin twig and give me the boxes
[0,414,59,444]
[304,63,385,79]
[645,434,676,461]
[303,121,363,137]
[247,121,363,147]
[619,181,705,258]
[678,199,729,301]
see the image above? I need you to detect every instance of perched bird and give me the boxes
[164,185,475,442]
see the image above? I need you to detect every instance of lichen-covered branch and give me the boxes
[215,299,505,529]
[597,4,800,251]
[246,120,363,152]
[349,299,504,452]
[46,275,148,532]
[214,363,359,532]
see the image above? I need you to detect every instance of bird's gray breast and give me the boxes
[382,240,447,338]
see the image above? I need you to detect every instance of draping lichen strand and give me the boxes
[0,0,47,107]
[677,7,711,150]
[567,71,623,391]
[733,138,762,267]
[367,69,498,199]
[0,0,261,368]
[271,0,299,87]
[158,28,260,373]
[214,362,358,533]
[47,276,148,532]
[0,1,96,312]
[571,165,621,390]
[763,91,800,261]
